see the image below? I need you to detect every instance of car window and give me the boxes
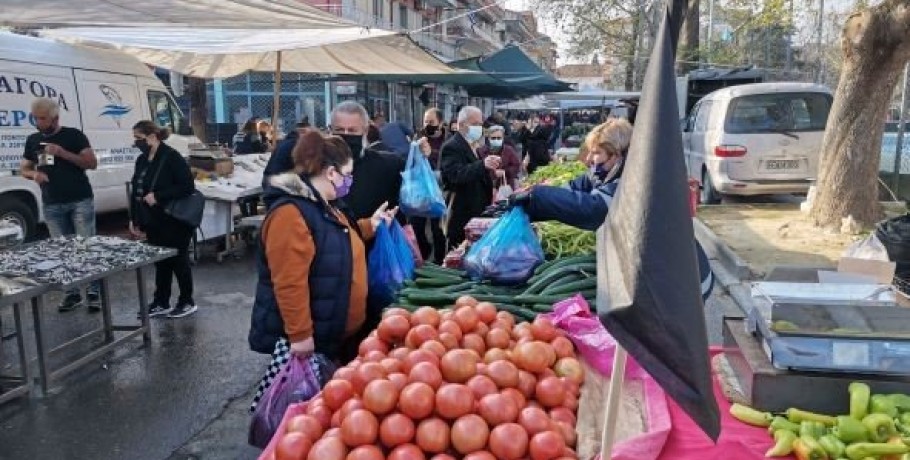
[695,101,712,132]
[147,90,188,134]
[687,103,700,131]
[724,92,831,133]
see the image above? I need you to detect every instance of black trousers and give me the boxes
[410,216,446,264]
[146,222,195,305]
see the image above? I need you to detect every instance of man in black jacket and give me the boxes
[440,106,501,250]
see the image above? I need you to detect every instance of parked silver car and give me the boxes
[682,82,833,203]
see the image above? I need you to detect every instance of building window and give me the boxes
[374,0,384,18]
[399,5,408,29]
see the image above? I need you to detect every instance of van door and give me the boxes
[73,69,144,213]
[140,82,197,155]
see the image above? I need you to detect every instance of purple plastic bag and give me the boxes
[248,354,328,448]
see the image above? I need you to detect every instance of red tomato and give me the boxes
[306,436,347,460]
[478,393,519,426]
[440,349,478,383]
[553,357,585,386]
[345,445,383,460]
[451,414,490,454]
[362,379,400,416]
[517,370,538,398]
[383,307,412,320]
[489,423,529,460]
[420,340,447,358]
[550,407,577,427]
[410,307,442,328]
[379,412,415,448]
[337,398,365,423]
[438,320,464,341]
[463,452,497,460]
[473,321,490,338]
[305,403,333,430]
[483,347,509,364]
[276,432,312,460]
[388,372,409,391]
[408,361,444,389]
[388,443,427,460]
[398,382,435,420]
[322,380,355,411]
[380,358,403,374]
[535,377,566,408]
[513,341,551,373]
[405,324,439,349]
[438,332,460,350]
[340,409,379,447]
[416,417,451,453]
[465,375,499,400]
[404,349,440,374]
[496,311,516,328]
[550,337,575,359]
[474,302,498,324]
[429,455,457,460]
[531,317,559,342]
[461,333,486,356]
[285,415,324,441]
[351,362,386,395]
[486,360,519,388]
[501,388,527,411]
[454,306,480,333]
[378,315,411,343]
[554,421,577,447]
[455,295,479,308]
[486,328,511,350]
[518,407,553,436]
[358,336,390,357]
[435,383,475,420]
[529,430,567,460]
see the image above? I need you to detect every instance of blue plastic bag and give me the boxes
[248,354,333,448]
[368,221,415,305]
[463,207,545,285]
[400,142,447,218]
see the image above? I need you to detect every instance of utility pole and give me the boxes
[893,64,910,197]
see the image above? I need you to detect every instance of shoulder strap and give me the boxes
[148,148,169,191]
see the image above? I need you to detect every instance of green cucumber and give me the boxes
[523,264,596,296]
[539,273,585,294]
[438,281,479,293]
[546,278,598,296]
[415,265,465,279]
[533,258,561,276]
[415,276,465,287]
[539,255,596,274]
[530,303,554,313]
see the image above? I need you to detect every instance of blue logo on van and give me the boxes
[99,84,132,127]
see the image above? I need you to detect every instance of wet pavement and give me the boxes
[0,214,741,460]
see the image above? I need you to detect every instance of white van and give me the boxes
[0,32,199,247]
[682,82,833,203]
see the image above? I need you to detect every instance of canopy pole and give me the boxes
[600,346,628,459]
[272,50,282,132]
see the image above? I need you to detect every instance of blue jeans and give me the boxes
[44,198,101,297]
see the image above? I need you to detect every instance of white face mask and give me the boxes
[466,125,483,143]
[489,139,503,148]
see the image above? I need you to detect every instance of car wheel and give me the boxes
[0,198,36,249]
[701,170,722,205]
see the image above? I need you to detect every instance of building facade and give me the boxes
[205,0,558,136]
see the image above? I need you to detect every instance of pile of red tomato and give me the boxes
[270,296,586,460]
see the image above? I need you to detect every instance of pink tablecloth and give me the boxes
[657,349,795,460]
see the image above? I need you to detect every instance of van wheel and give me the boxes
[701,170,722,205]
[0,199,36,248]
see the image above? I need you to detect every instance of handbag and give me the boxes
[149,148,205,228]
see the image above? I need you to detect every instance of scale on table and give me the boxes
[746,281,910,375]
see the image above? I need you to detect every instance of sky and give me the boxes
[503,0,573,64]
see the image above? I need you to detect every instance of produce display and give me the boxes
[729,382,910,459]
[395,257,597,323]
[535,222,596,259]
[267,298,585,460]
[522,163,588,188]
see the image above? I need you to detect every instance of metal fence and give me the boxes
[209,73,329,134]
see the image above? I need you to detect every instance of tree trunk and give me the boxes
[810,0,910,229]
[678,0,700,73]
[187,77,208,143]
[625,11,642,91]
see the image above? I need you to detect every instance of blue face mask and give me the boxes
[466,125,483,143]
[489,139,503,149]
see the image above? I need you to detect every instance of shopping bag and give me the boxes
[463,207,544,284]
[368,221,415,305]
[248,354,331,448]
[400,142,447,218]
[400,224,424,267]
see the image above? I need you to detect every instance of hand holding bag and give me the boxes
[149,149,206,228]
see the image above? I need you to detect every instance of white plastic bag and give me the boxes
[843,234,890,261]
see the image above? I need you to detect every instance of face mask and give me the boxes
[424,124,438,136]
[465,125,483,143]
[333,173,354,199]
[489,139,503,149]
[339,134,363,156]
[134,138,151,154]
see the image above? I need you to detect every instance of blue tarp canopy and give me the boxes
[451,45,573,97]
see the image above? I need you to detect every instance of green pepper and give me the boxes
[889,393,910,412]
[793,435,830,460]
[801,420,829,438]
[769,416,802,434]
[833,416,869,443]
[863,413,898,442]
[818,434,846,458]
[901,413,910,426]
[871,394,900,418]
[765,429,798,457]
[844,442,909,460]
[788,408,837,426]
[849,382,871,420]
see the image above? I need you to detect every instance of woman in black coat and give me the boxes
[129,120,198,319]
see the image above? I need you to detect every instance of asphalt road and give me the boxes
[0,213,743,460]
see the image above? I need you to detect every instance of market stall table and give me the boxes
[0,236,175,395]
[0,282,49,404]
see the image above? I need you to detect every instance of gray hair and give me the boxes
[331,100,370,130]
[488,125,505,135]
[457,106,482,124]
[31,98,60,118]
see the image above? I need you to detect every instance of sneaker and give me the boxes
[144,302,172,318]
[86,293,102,313]
[168,301,197,319]
[58,293,83,312]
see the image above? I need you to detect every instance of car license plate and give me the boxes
[764,159,800,170]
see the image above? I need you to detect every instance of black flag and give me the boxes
[597,0,722,441]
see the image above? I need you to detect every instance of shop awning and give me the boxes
[38,29,469,79]
[0,0,353,29]
[451,46,574,97]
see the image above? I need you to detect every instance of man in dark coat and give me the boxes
[439,106,501,250]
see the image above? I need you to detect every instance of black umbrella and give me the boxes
[597,0,722,442]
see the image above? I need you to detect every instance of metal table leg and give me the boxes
[136,267,150,343]
[217,200,234,263]
[13,302,30,390]
[100,278,114,342]
[31,296,50,395]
